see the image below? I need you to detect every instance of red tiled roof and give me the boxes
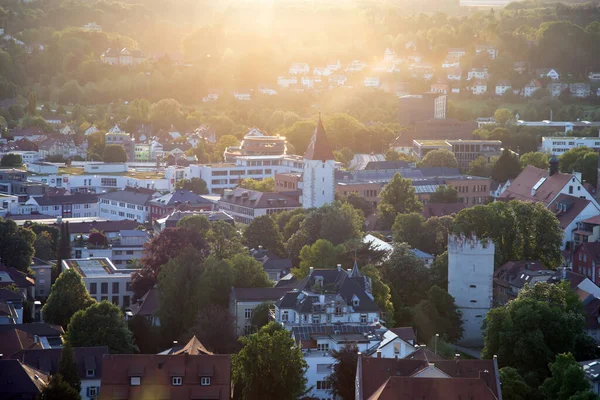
[0,329,43,359]
[99,354,231,400]
[369,376,497,400]
[582,215,600,225]
[303,117,334,160]
[547,194,593,229]
[498,165,571,204]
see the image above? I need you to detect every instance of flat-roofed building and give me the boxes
[62,258,135,308]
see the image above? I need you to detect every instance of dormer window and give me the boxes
[352,296,360,308]
[200,377,211,386]
[86,369,95,377]
[130,377,141,386]
[172,377,182,386]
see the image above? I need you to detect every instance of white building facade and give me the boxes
[448,234,495,346]
[302,118,335,209]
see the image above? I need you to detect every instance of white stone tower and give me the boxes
[448,234,495,346]
[302,116,335,208]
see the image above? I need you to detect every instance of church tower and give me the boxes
[302,116,335,209]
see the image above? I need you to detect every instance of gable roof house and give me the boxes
[218,188,301,224]
[13,346,109,400]
[355,355,502,400]
[229,287,290,336]
[499,164,600,249]
[148,190,214,221]
[126,287,160,326]
[99,349,231,400]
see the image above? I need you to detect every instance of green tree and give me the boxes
[326,343,358,400]
[417,149,459,169]
[232,322,307,400]
[453,201,563,267]
[86,130,105,160]
[483,282,592,387]
[40,374,80,400]
[58,342,81,394]
[339,193,373,218]
[34,231,55,261]
[237,177,275,192]
[174,178,209,194]
[293,239,345,278]
[150,98,183,130]
[41,269,95,328]
[429,185,458,203]
[243,215,284,255]
[392,212,425,248]
[467,156,494,178]
[361,264,395,326]
[102,144,127,163]
[334,147,354,168]
[0,218,36,274]
[213,135,240,161]
[157,248,205,340]
[250,302,273,331]
[540,353,594,400]
[1,153,23,167]
[188,305,237,354]
[499,367,532,400]
[385,149,401,161]
[494,108,513,126]
[176,214,211,236]
[207,221,245,259]
[27,92,37,116]
[377,173,423,229]
[412,285,463,343]
[520,151,549,170]
[66,301,138,354]
[492,149,521,182]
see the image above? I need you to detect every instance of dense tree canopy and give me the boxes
[102,144,127,163]
[41,269,95,328]
[417,149,459,169]
[540,353,595,400]
[492,149,521,183]
[326,344,358,400]
[0,218,36,273]
[66,301,138,354]
[377,173,423,230]
[174,178,209,195]
[243,215,284,255]
[232,322,307,400]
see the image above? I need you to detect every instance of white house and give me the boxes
[570,83,591,98]
[549,194,600,249]
[548,82,569,97]
[475,44,498,59]
[25,194,99,218]
[441,57,460,69]
[542,136,600,156]
[97,187,157,223]
[345,60,367,72]
[471,81,487,95]
[62,258,136,308]
[328,74,347,87]
[537,68,561,80]
[218,188,301,224]
[523,80,542,97]
[301,76,321,88]
[467,68,488,81]
[289,63,310,75]
[446,68,462,81]
[495,81,512,96]
[447,48,466,58]
[363,77,380,88]
[277,76,298,88]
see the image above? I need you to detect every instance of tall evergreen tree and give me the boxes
[58,342,81,394]
[40,374,80,400]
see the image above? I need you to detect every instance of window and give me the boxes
[86,369,95,377]
[569,186,574,194]
[244,325,253,335]
[88,387,98,397]
[126,250,134,255]
[312,314,320,324]
[394,343,401,355]
[316,381,332,390]
[119,202,126,207]
[281,311,289,321]
[90,283,97,295]
[112,282,120,293]
[335,306,343,316]
[317,343,329,352]
[123,296,130,308]
[101,282,108,294]
[119,212,125,217]
[353,298,359,307]
[360,314,367,324]
[200,377,211,386]
[112,296,119,305]
[584,254,588,262]
[126,282,132,291]
[172,377,182,386]
[244,308,252,320]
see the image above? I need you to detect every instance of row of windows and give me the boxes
[130,376,211,387]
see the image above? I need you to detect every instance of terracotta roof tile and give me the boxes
[547,194,593,229]
[499,165,571,205]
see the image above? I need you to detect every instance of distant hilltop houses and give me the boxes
[101,47,146,66]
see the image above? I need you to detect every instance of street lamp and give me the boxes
[435,333,439,354]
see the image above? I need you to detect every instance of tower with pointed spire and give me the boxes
[302,116,335,208]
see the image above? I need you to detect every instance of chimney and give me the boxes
[33,335,39,344]
[337,264,342,272]
[549,155,559,176]
[376,350,382,358]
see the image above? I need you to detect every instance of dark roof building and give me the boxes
[126,287,159,326]
[250,248,292,281]
[304,117,334,160]
[30,193,99,207]
[148,190,214,221]
[154,210,234,231]
[0,359,48,400]
[218,188,301,224]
